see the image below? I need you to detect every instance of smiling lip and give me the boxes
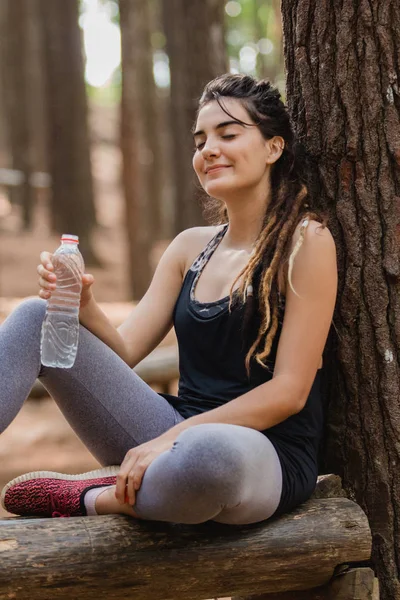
[206,166,230,174]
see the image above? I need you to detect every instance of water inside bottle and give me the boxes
[40,245,84,368]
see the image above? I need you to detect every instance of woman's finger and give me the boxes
[39,289,51,299]
[40,251,54,270]
[82,273,94,285]
[134,468,145,492]
[115,471,128,504]
[115,450,137,503]
[125,488,135,506]
[37,263,57,282]
[127,472,136,505]
[38,276,56,291]
[126,465,145,506]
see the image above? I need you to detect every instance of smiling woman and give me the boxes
[192,102,277,206]
[1,73,337,527]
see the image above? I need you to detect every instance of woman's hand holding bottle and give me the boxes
[37,250,95,310]
[38,248,129,363]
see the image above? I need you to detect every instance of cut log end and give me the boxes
[232,567,378,599]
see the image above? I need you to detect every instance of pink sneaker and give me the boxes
[1,466,120,518]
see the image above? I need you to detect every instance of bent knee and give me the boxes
[14,297,46,321]
[174,424,247,490]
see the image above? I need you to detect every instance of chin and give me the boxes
[203,180,236,199]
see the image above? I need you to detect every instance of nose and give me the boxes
[201,140,221,159]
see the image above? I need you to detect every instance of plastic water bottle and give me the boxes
[40,234,85,368]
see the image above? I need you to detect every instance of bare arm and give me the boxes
[78,299,130,363]
[117,229,189,368]
[78,229,190,367]
[38,229,190,367]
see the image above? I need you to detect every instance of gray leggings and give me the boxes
[0,298,282,525]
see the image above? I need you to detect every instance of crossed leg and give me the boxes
[1,298,282,524]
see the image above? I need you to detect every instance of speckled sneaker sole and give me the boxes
[1,466,120,517]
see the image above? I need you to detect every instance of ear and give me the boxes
[265,136,285,165]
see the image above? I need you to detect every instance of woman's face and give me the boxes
[192,98,272,201]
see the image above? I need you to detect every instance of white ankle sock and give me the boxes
[84,486,110,516]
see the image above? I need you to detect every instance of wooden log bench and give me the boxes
[0,475,377,600]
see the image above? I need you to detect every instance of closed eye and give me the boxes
[194,134,237,151]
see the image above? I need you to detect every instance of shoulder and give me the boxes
[177,225,224,275]
[176,224,223,243]
[278,219,336,297]
[288,218,337,271]
[158,225,222,280]
[287,218,337,291]
[291,218,336,251]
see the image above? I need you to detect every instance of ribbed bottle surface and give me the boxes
[40,241,84,368]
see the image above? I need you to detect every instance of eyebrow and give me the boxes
[193,120,245,138]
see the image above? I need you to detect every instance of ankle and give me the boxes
[94,485,139,518]
[94,486,118,515]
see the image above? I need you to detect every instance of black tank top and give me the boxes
[159,224,324,517]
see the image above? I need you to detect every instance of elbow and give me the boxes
[292,386,312,414]
[279,377,310,415]
[117,340,131,367]
[292,398,307,414]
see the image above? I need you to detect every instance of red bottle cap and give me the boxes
[61,234,79,243]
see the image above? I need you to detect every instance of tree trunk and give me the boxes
[1,0,35,228]
[0,7,5,161]
[38,0,99,265]
[141,0,163,245]
[25,0,47,175]
[253,0,268,80]
[162,0,228,233]
[280,1,400,599]
[119,0,161,300]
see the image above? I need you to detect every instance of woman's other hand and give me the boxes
[37,250,95,309]
[115,436,175,507]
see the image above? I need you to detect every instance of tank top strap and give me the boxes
[184,224,230,319]
[189,224,229,274]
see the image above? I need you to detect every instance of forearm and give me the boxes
[79,298,130,364]
[160,375,305,442]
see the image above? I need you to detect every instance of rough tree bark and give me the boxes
[162,0,228,233]
[280,1,400,599]
[119,0,163,300]
[38,0,98,265]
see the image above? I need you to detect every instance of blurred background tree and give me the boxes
[0,0,34,228]
[0,0,285,300]
[38,0,99,264]
[162,0,227,235]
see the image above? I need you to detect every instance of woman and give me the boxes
[1,73,337,524]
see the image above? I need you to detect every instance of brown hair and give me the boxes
[194,73,328,377]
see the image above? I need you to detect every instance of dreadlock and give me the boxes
[193,73,328,378]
